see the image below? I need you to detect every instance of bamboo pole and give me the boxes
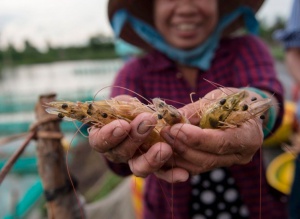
[35,93,85,219]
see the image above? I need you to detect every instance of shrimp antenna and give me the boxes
[189,92,202,120]
[156,97,186,107]
[203,78,235,95]
[93,85,152,105]
[72,120,89,138]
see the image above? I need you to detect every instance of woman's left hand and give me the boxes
[160,118,263,176]
[156,88,265,182]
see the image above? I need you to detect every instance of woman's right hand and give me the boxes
[88,107,174,178]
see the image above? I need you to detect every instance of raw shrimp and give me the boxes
[152,98,190,126]
[199,89,272,129]
[45,89,272,132]
[45,98,153,125]
[45,98,164,152]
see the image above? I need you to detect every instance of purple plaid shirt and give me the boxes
[108,35,287,219]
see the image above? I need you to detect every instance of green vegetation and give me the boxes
[0,17,287,66]
[85,171,124,203]
[0,34,119,66]
[259,16,286,61]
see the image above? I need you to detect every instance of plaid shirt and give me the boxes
[108,35,287,219]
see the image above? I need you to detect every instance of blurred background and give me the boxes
[0,0,296,218]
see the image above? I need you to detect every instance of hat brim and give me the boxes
[108,0,264,51]
[266,152,295,195]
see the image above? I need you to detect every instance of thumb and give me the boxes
[178,101,201,125]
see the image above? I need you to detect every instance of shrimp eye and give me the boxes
[251,97,257,101]
[87,109,92,115]
[170,113,176,118]
[80,115,86,120]
[219,99,226,105]
[242,104,248,111]
[158,102,165,108]
[101,112,108,118]
[61,103,68,109]
[88,103,93,109]
[260,115,265,120]
[158,114,163,120]
[58,113,64,119]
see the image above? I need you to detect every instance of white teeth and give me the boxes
[176,24,197,31]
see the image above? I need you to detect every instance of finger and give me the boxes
[128,142,173,178]
[104,112,158,163]
[113,95,134,101]
[116,112,158,150]
[89,119,131,153]
[178,101,201,125]
[202,87,240,101]
[166,121,262,155]
[154,168,189,183]
[165,151,252,175]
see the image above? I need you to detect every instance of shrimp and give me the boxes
[199,90,272,129]
[152,98,190,126]
[45,90,272,132]
[45,98,153,125]
[45,97,163,152]
[44,90,272,155]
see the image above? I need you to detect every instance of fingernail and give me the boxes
[173,143,187,154]
[137,120,152,134]
[155,149,169,162]
[113,126,126,137]
[175,171,189,183]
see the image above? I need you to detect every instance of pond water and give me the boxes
[0,59,123,101]
[0,59,125,218]
[0,59,124,135]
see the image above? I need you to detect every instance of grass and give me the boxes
[84,170,124,203]
[269,44,285,61]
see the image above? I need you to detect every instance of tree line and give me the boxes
[0,17,286,66]
[0,34,119,66]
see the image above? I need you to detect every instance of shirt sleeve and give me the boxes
[273,0,300,49]
[233,35,284,133]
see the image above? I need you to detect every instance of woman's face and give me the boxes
[154,0,218,50]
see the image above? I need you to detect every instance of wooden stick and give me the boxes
[0,131,35,184]
[0,132,28,146]
[35,93,85,219]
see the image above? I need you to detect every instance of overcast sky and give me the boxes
[0,0,293,51]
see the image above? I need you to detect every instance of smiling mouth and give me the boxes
[176,23,198,31]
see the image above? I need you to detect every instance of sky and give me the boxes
[0,0,293,51]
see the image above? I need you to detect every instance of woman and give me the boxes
[89,0,287,218]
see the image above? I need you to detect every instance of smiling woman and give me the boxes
[153,0,218,49]
[87,0,288,219]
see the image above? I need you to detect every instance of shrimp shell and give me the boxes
[199,90,272,129]
[152,98,190,126]
[45,90,272,145]
[222,97,271,128]
[45,98,163,151]
[199,90,248,129]
[46,98,153,124]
